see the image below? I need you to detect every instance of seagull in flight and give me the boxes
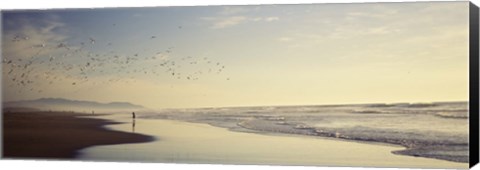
[89,37,96,44]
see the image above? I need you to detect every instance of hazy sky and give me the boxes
[1,2,469,109]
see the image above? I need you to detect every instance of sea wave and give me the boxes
[142,101,469,163]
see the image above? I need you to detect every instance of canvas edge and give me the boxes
[469,1,480,169]
[0,10,4,159]
[0,1,476,169]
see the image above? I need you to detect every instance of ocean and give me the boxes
[142,101,469,163]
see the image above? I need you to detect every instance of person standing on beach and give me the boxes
[132,112,136,119]
[132,119,136,133]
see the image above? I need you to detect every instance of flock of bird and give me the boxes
[3,25,230,94]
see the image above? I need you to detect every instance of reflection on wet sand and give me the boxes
[78,115,467,169]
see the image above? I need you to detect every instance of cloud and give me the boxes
[252,17,263,22]
[206,16,280,29]
[365,26,401,35]
[210,16,248,29]
[252,17,280,22]
[2,15,69,58]
[219,7,250,15]
[277,37,292,42]
[154,52,171,61]
[265,17,279,22]
[346,11,391,19]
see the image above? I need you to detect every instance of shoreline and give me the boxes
[78,115,468,169]
[161,117,467,164]
[3,111,154,159]
[233,119,468,163]
[3,111,468,168]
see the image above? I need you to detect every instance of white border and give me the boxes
[0,1,479,170]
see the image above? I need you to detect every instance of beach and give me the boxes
[2,111,468,168]
[3,111,154,159]
[78,114,468,169]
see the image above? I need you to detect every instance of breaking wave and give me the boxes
[142,101,469,163]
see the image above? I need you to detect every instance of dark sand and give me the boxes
[3,111,154,159]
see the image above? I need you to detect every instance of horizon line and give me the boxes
[2,97,468,110]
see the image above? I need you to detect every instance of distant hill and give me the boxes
[3,98,146,113]
[2,107,41,113]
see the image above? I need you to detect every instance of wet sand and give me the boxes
[78,114,468,169]
[3,112,154,159]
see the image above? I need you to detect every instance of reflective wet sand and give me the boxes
[78,114,467,169]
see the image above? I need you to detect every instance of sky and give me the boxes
[1,1,470,109]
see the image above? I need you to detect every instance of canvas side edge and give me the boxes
[469,1,480,168]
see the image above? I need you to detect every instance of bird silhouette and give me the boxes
[3,31,231,93]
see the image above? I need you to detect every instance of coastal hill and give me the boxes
[3,98,145,113]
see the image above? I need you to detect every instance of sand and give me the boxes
[78,114,468,169]
[2,111,154,159]
[2,111,469,169]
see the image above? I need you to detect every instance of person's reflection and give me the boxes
[132,119,136,133]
